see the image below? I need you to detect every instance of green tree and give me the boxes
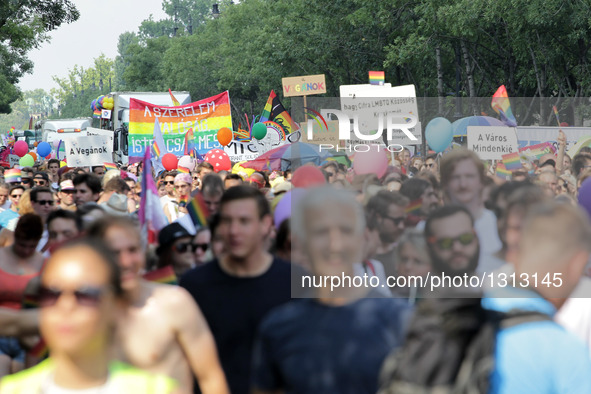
[0,0,79,113]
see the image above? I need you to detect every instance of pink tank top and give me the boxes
[0,269,38,310]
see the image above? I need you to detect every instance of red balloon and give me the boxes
[14,141,28,157]
[204,149,231,172]
[291,166,326,188]
[162,153,178,171]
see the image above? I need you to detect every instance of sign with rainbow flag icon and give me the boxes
[128,91,232,157]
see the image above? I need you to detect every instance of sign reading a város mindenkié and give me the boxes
[65,135,113,167]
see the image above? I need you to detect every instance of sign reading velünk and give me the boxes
[282,74,326,97]
[467,126,519,160]
[128,91,232,157]
[65,135,113,167]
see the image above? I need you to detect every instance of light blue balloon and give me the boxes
[425,117,453,153]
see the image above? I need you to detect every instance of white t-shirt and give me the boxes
[474,208,502,261]
[354,259,391,297]
[555,277,591,356]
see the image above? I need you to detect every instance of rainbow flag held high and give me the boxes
[496,163,512,180]
[405,199,423,216]
[187,192,210,228]
[553,105,561,126]
[5,169,21,182]
[369,71,385,86]
[259,90,300,135]
[143,265,178,285]
[501,152,523,171]
[491,85,517,127]
[169,89,181,106]
[183,128,195,156]
[177,166,190,174]
[104,162,118,171]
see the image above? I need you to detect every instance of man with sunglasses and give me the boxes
[32,172,50,188]
[157,223,197,278]
[30,186,56,253]
[425,205,479,280]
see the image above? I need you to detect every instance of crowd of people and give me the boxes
[0,134,590,393]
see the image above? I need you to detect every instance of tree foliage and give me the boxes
[0,0,79,113]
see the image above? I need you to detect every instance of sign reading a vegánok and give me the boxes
[128,91,232,157]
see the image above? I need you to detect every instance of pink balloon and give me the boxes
[353,146,388,178]
[14,141,28,157]
[291,166,326,188]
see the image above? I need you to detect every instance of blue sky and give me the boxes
[18,0,167,92]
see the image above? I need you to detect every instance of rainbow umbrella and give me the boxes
[242,142,331,171]
[452,116,506,137]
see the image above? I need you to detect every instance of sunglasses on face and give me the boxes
[35,200,54,206]
[34,180,46,186]
[384,215,406,226]
[10,194,22,198]
[174,242,208,253]
[37,286,106,308]
[22,179,32,185]
[164,181,175,185]
[428,232,476,250]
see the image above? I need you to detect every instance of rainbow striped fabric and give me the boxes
[169,89,181,106]
[491,85,517,127]
[405,199,423,215]
[369,71,385,85]
[5,168,21,183]
[104,162,118,171]
[496,163,512,180]
[143,265,178,285]
[187,192,210,228]
[502,152,522,171]
[177,166,190,174]
[179,194,189,208]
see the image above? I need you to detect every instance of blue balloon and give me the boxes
[37,141,51,157]
[425,117,453,153]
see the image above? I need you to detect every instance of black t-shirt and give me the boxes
[179,257,296,394]
[251,297,412,394]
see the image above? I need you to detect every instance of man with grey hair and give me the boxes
[252,186,410,394]
[483,202,591,392]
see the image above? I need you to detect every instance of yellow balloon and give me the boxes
[232,162,255,178]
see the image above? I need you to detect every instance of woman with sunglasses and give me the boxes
[0,238,179,393]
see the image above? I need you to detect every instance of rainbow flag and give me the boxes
[502,152,523,171]
[496,163,512,180]
[139,148,168,244]
[104,162,118,171]
[183,128,195,156]
[553,105,561,126]
[5,169,21,182]
[187,192,210,228]
[405,199,423,215]
[177,166,189,174]
[259,90,300,135]
[179,194,189,208]
[169,89,181,106]
[143,265,178,285]
[369,71,385,85]
[491,85,517,127]
[520,142,556,160]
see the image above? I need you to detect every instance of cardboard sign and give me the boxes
[467,126,519,160]
[282,74,326,97]
[65,135,113,167]
[300,120,342,146]
[8,155,19,168]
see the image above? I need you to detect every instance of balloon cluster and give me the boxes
[90,95,114,112]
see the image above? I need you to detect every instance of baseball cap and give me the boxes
[59,180,75,191]
[157,222,192,255]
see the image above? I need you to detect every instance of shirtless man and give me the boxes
[88,216,228,394]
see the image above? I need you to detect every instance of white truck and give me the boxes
[36,118,93,146]
[97,91,191,164]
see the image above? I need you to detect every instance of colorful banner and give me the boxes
[128,91,232,157]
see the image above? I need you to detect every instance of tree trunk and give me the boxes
[436,45,444,116]
[460,40,478,116]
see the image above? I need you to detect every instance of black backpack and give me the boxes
[378,296,551,394]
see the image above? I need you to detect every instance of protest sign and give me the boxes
[300,120,342,146]
[282,75,326,97]
[65,135,113,167]
[128,91,232,157]
[8,155,19,168]
[467,126,519,160]
[86,127,114,149]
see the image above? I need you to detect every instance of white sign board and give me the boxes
[467,126,519,160]
[8,155,20,167]
[85,127,114,148]
[65,135,113,167]
[515,126,591,151]
[101,109,112,119]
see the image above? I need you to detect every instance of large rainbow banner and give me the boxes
[128,91,232,157]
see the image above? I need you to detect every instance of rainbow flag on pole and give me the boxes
[369,71,385,86]
[491,85,517,127]
[139,148,168,244]
[104,162,118,171]
[169,89,181,106]
[495,163,512,180]
[187,192,210,228]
